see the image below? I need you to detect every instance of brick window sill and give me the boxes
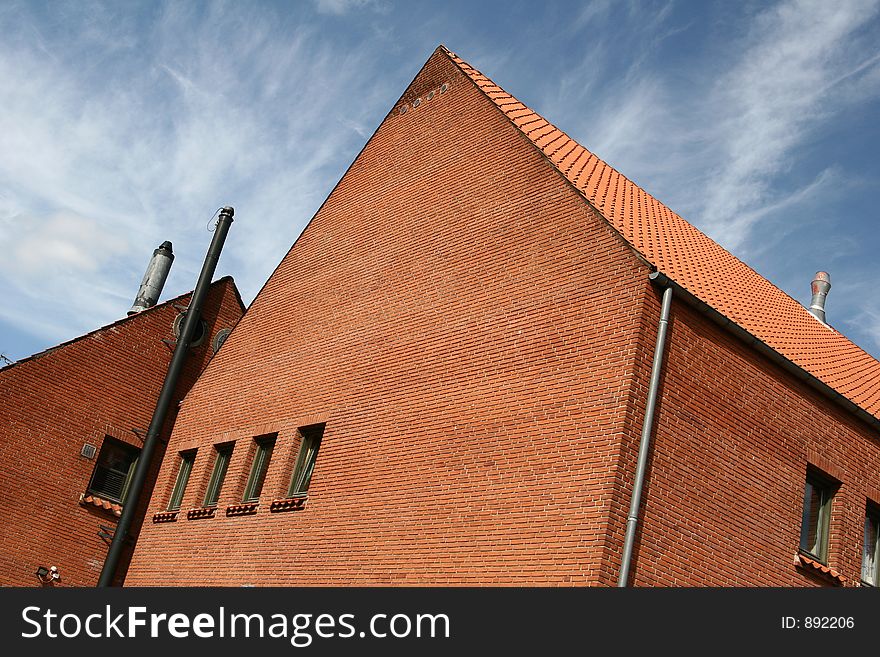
[80,493,123,517]
[795,552,847,586]
[226,502,259,517]
[187,506,217,520]
[152,511,179,523]
[270,495,308,513]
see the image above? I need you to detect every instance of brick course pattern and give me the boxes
[627,296,880,586]
[0,277,243,586]
[126,48,880,586]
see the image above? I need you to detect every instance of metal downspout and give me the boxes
[617,277,673,587]
[97,207,235,587]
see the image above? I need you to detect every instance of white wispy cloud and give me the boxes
[850,307,880,353]
[6,213,127,275]
[534,0,880,354]
[700,0,880,247]
[548,0,880,252]
[2,0,879,361]
[313,0,387,16]
[0,1,404,357]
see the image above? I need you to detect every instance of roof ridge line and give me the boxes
[443,48,791,306]
[440,47,655,269]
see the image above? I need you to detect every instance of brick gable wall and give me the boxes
[626,293,880,586]
[125,47,880,588]
[126,50,652,586]
[0,278,243,586]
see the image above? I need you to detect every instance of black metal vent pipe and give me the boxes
[98,207,234,587]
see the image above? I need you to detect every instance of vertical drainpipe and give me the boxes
[617,273,673,587]
[97,207,235,587]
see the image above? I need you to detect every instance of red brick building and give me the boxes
[0,276,244,586]
[126,47,880,587]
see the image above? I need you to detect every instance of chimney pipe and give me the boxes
[807,271,831,325]
[128,241,174,315]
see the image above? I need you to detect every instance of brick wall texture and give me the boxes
[0,277,243,586]
[125,50,880,587]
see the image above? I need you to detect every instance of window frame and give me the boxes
[242,435,277,503]
[799,469,836,564]
[203,443,234,507]
[86,437,140,504]
[862,504,880,587]
[287,424,324,497]
[167,450,197,511]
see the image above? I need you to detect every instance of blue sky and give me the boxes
[1,0,879,363]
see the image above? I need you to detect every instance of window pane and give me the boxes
[863,512,879,585]
[204,444,233,506]
[88,438,140,503]
[243,437,276,502]
[804,482,822,555]
[288,425,324,496]
[799,474,833,563]
[168,451,196,511]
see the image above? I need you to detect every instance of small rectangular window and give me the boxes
[243,435,277,502]
[87,437,140,504]
[204,443,234,507]
[862,505,880,586]
[288,424,324,496]
[799,470,836,563]
[167,450,196,511]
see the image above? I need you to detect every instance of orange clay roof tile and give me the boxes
[796,553,846,584]
[442,47,880,422]
[81,494,123,517]
[556,141,581,167]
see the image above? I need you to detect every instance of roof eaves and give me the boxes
[651,271,880,434]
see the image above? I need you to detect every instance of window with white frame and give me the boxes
[862,504,880,586]
[799,469,837,564]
